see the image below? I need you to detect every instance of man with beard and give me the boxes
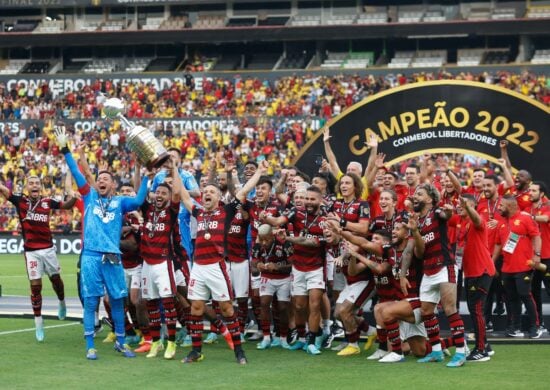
[0,176,76,341]
[180,161,267,364]
[400,183,467,367]
[511,170,533,211]
[252,224,292,349]
[55,126,149,360]
[493,194,542,339]
[529,181,550,330]
[261,186,327,355]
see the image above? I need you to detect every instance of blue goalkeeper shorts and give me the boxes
[79,250,128,300]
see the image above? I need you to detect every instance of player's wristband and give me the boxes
[339,218,347,228]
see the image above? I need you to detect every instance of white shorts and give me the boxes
[291,267,325,296]
[124,264,142,290]
[251,274,261,290]
[333,268,347,292]
[260,276,291,301]
[25,247,60,280]
[188,262,233,302]
[141,261,176,300]
[336,280,374,308]
[225,260,249,298]
[326,253,335,282]
[399,320,427,341]
[419,265,458,304]
[174,269,187,287]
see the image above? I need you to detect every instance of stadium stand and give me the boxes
[457,49,485,66]
[0,60,28,75]
[33,19,64,34]
[531,49,550,64]
[356,10,388,24]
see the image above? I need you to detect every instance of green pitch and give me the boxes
[0,254,79,297]
[0,318,548,389]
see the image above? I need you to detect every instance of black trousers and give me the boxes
[502,271,539,330]
[531,259,550,325]
[484,257,505,323]
[465,274,493,351]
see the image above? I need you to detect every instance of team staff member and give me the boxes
[453,195,495,361]
[55,126,149,360]
[0,176,76,342]
[493,194,542,339]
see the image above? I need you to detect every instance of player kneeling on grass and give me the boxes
[252,224,293,350]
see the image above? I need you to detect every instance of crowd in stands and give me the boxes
[0,70,548,232]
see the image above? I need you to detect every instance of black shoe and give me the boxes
[485,321,494,332]
[322,332,335,349]
[493,304,505,315]
[485,343,495,357]
[287,328,298,345]
[102,316,113,330]
[506,329,525,338]
[529,327,543,339]
[466,349,490,362]
[235,349,248,365]
[182,350,204,364]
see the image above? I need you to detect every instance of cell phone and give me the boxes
[314,154,324,166]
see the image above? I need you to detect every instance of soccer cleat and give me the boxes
[125,335,141,345]
[182,350,204,364]
[181,335,192,348]
[164,341,177,360]
[257,339,271,350]
[446,352,466,367]
[306,344,322,355]
[58,301,67,321]
[280,339,291,349]
[529,327,543,339]
[417,350,444,363]
[379,352,405,363]
[236,350,248,365]
[35,325,45,342]
[270,338,282,348]
[506,329,525,338]
[222,332,234,350]
[287,328,298,345]
[314,333,328,350]
[86,348,98,360]
[175,328,187,345]
[331,342,349,352]
[363,328,377,351]
[322,332,335,349]
[247,332,262,341]
[102,332,116,343]
[485,321,494,332]
[443,348,452,357]
[114,342,136,358]
[146,341,164,358]
[204,332,218,344]
[485,343,495,357]
[466,349,490,362]
[134,341,152,353]
[337,344,360,356]
[288,340,306,351]
[367,349,390,360]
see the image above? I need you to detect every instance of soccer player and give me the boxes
[493,194,542,339]
[261,185,327,355]
[400,183,467,367]
[529,181,550,329]
[179,162,267,364]
[252,224,292,349]
[55,126,149,360]
[453,195,495,361]
[0,176,76,341]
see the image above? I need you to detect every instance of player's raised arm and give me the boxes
[323,125,341,177]
[55,126,88,190]
[179,180,195,212]
[171,156,183,204]
[236,160,268,202]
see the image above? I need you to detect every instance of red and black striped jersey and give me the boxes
[140,200,179,265]
[283,207,327,271]
[226,202,250,263]
[121,213,142,269]
[252,240,293,279]
[418,208,454,276]
[8,194,61,251]
[383,246,423,301]
[192,200,240,265]
[374,253,401,303]
[339,246,373,284]
[330,198,370,225]
[369,211,408,235]
[246,198,282,243]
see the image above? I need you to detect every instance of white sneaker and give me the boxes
[367,349,390,360]
[379,352,405,363]
[331,342,349,352]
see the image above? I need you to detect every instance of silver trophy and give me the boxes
[103,97,169,169]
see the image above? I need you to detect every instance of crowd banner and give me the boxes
[0,234,81,255]
[294,80,550,181]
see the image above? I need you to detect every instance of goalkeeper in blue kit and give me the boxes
[55,126,149,360]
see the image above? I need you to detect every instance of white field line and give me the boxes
[0,321,80,336]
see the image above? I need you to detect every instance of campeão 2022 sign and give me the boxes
[295,80,550,180]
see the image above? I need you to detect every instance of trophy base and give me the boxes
[147,152,170,170]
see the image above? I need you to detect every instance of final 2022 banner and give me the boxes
[294,80,550,181]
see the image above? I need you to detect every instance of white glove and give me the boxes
[54,125,68,148]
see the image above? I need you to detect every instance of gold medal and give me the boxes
[204,232,212,241]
